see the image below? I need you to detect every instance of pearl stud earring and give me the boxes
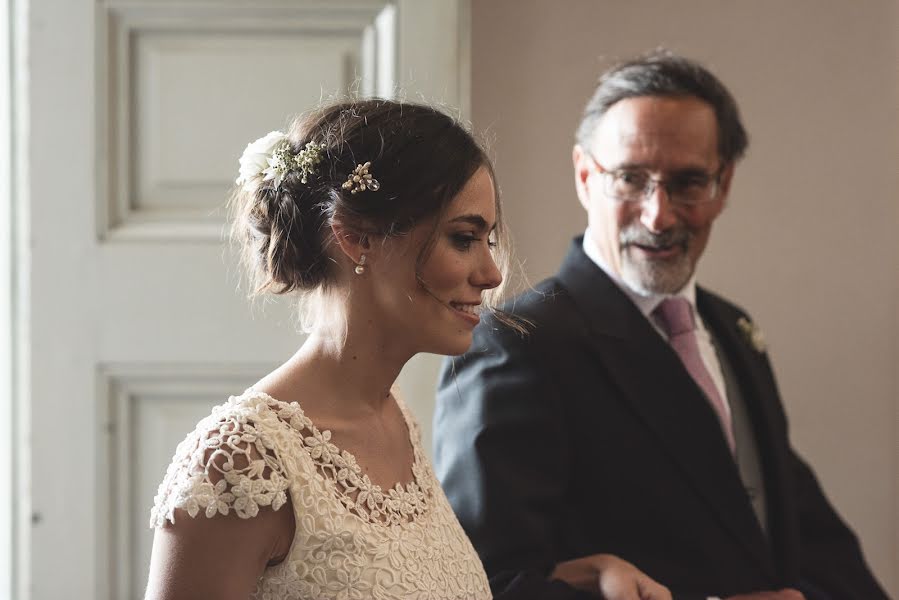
[354,254,367,275]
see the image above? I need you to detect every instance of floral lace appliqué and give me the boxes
[262,395,430,527]
[150,397,289,527]
[150,390,491,600]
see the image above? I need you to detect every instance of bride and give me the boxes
[145,99,670,600]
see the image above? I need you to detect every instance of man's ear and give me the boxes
[330,222,371,265]
[572,145,593,211]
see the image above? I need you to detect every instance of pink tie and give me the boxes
[654,297,735,454]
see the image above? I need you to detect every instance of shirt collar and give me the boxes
[582,228,698,319]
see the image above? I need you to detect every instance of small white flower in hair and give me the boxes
[235,131,287,190]
[293,142,326,184]
[236,133,325,191]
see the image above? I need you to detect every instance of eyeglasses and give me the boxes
[586,153,724,207]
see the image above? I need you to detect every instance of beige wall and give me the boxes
[471,0,898,594]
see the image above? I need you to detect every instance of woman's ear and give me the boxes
[331,222,371,265]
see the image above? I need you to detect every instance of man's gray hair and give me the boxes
[576,51,749,165]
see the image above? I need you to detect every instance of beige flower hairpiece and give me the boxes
[342,161,380,194]
[237,133,381,197]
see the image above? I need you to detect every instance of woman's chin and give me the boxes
[428,332,474,357]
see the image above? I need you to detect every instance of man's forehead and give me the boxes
[601,96,716,134]
[592,95,720,167]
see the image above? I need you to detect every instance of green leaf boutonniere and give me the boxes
[737,316,767,353]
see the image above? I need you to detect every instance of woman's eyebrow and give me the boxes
[449,214,496,232]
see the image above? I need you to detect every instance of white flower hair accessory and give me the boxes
[737,316,767,353]
[235,131,286,190]
[235,131,325,191]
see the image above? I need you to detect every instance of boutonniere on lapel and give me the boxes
[737,316,767,353]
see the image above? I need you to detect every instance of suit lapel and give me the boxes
[556,239,774,574]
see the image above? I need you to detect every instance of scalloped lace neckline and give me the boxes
[244,388,430,526]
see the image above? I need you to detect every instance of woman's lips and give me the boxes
[449,302,481,326]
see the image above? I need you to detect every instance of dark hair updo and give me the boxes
[230,99,508,312]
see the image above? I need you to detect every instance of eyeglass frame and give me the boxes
[584,151,727,207]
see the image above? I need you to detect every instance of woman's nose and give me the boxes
[474,248,503,290]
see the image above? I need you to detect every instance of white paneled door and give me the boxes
[22,1,470,599]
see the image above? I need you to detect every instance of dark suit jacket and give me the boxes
[435,238,888,600]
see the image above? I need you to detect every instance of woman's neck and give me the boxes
[262,299,413,418]
[308,333,406,406]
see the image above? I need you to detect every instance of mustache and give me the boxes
[619,225,690,249]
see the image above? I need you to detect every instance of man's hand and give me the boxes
[725,590,806,600]
[551,553,672,600]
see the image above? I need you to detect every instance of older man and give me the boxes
[434,53,888,600]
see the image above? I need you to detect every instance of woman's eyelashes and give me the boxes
[451,232,478,251]
[451,232,496,251]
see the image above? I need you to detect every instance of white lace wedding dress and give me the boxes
[150,389,492,600]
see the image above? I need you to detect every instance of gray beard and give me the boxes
[620,249,694,296]
[618,225,695,296]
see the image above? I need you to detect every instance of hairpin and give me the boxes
[342,162,380,194]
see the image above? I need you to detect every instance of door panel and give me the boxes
[26,1,469,598]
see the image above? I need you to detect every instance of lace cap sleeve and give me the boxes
[149,393,290,528]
